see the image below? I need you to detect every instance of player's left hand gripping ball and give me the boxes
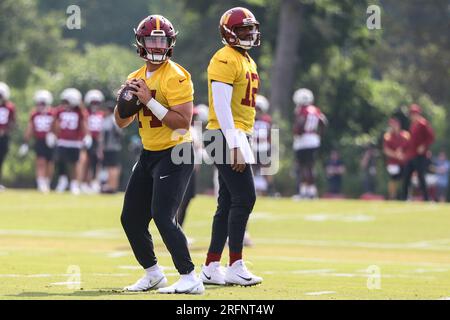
[116,80,144,119]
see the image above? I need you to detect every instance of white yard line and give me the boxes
[0,229,123,239]
[305,291,336,296]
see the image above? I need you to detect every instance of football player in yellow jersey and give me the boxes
[114,15,204,294]
[200,7,263,286]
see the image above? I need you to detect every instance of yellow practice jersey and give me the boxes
[127,60,194,151]
[207,45,259,134]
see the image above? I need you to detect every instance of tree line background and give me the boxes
[0,0,449,198]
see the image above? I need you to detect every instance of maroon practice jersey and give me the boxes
[253,114,272,153]
[293,105,326,151]
[0,102,16,133]
[30,109,54,140]
[54,106,86,148]
[293,105,326,135]
[383,130,410,165]
[87,110,104,140]
[407,117,434,159]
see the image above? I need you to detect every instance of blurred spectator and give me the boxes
[326,150,346,195]
[128,134,142,163]
[98,102,123,194]
[431,151,450,202]
[401,104,435,201]
[0,82,16,191]
[252,95,273,196]
[360,145,378,194]
[177,104,208,228]
[383,118,410,200]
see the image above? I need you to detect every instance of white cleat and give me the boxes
[225,260,263,286]
[80,183,93,194]
[158,275,204,294]
[123,273,168,292]
[55,176,69,193]
[200,262,226,285]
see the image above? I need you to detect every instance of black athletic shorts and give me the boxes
[87,139,99,160]
[295,148,318,166]
[103,151,120,167]
[0,135,9,166]
[35,139,54,161]
[55,146,80,164]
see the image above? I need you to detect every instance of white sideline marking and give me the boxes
[118,266,141,270]
[3,227,450,251]
[411,268,449,274]
[293,269,335,274]
[277,270,436,280]
[0,229,122,239]
[438,297,450,300]
[251,212,375,222]
[244,238,450,251]
[305,291,336,296]
[303,214,374,222]
[251,255,450,268]
[107,252,131,258]
[0,274,54,278]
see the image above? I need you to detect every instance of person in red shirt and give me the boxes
[77,89,105,194]
[0,82,16,190]
[401,104,435,201]
[292,88,327,199]
[22,90,56,193]
[53,88,87,195]
[383,117,410,199]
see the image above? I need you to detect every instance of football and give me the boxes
[117,85,144,118]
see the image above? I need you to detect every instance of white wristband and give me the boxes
[146,98,168,121]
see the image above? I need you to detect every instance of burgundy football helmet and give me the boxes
[220,7,260,50]
[134,15,178,64]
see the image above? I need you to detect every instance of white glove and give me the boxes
[18,144,29,157]
[45,132,57,148]
[83,134,93,149]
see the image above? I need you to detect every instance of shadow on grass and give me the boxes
[6,289,134,298]
[7,285,234,298]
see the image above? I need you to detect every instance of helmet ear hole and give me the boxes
[139,47,146,57]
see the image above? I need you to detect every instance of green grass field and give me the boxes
[1,190,450,300]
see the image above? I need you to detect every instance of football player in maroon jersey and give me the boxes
[0,82,16,190]
[292,88,327,199]
[53,88,88,195]
[77,89,105,193]
[383,117,410,200]
[252,95,273,196]
[22,90,56,193]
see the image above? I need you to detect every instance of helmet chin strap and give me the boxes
[235,41,252,50]
[143,49,168,64]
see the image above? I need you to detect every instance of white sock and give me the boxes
[181,270,197,281]
[300,184,307,196]
[145,264,161,276]
[70,180,80,189]
[37,177,45,190]
[308,185,317,197]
